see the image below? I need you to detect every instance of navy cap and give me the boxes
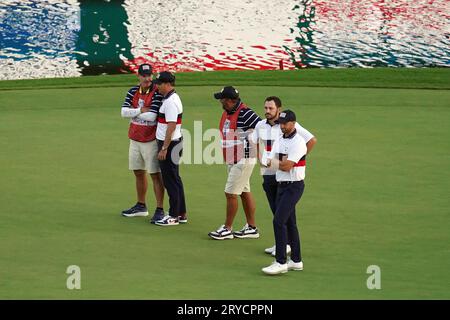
[278,110,296,123]
[154,71,176,84]
[214,86,239,99]
[138,63,152,76]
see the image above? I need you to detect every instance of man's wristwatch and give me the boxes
[161,146,168,151]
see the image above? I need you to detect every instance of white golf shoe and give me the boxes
[262,261,288,275]
[264,244,291,256]
[287,259,303,271]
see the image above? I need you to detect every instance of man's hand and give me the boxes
[158,149,168,161]
[140,106,151,113]
[268,158,281,170]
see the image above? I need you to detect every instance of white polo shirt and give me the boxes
[250,119,314,175]
[156,90,183,141]
[269,129,307,182]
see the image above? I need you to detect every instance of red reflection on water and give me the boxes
[314,0,448,28]
[124,0,448,72]
[124,42,297,73]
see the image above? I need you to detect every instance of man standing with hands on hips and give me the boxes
[262,110,307,275]
[139,71,187,226]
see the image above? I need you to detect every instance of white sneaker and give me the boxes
[287,259,303,271]
[267,245,291,256]
[208,225,234,240]
[262,261,288,275]
[264,245,276,254]
[233,223,259,239]
[155,215,179,226]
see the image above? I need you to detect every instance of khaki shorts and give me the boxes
[129,139,160,173]
[224,159,256,195]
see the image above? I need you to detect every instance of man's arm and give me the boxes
[121,87,140,118]
[242,109,261,130]
[295,123,317,154]
[138,91,162,122]
[269,137,306,172]
[162,122,177,149]
[137,107,157,122]
[268,156,295,172]
[242,111,261,162]
[158,122,176,160]
[265,139,277,169]
[121,107,141,118]
[157,99,180,161]
[306,137,317,154]
[121,105,157,121]
[279,158,296,172]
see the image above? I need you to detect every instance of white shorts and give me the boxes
[224,159,256,195]
[128,139,160,173]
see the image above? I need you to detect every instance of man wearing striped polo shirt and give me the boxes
[120,64,166,223]
[208,86,262,240]
[262,110,307,275]
[251,96,317,257]
[139,71,187,226]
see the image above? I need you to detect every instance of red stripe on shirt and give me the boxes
[158,117,182,124]
[293,159,306,167]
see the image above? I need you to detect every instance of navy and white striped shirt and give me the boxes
[226,99,261,131]
[121,82,163,115]
[226,100,261,158]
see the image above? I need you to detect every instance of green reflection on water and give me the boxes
[75,0,133,75]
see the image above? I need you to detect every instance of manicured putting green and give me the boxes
[0,69,449,299]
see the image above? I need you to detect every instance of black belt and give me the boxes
[157,137,182,143]
[278,180,303,185]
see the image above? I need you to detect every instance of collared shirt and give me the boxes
[250,119,314,175]
[226,99,261,158]
[269,129,307,182]
[227,99,261,130]
[121,82,163,119]
[156,90,183,141]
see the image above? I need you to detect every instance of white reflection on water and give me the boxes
[297,0,450,67]
[0,0,81,79]
[123,0,298,72]
[0,0,449,80]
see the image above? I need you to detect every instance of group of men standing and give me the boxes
[209,86,317,275]
[120,64,317,275]
[120,64,186,226]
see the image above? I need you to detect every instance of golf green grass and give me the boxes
[0,69,449,299]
